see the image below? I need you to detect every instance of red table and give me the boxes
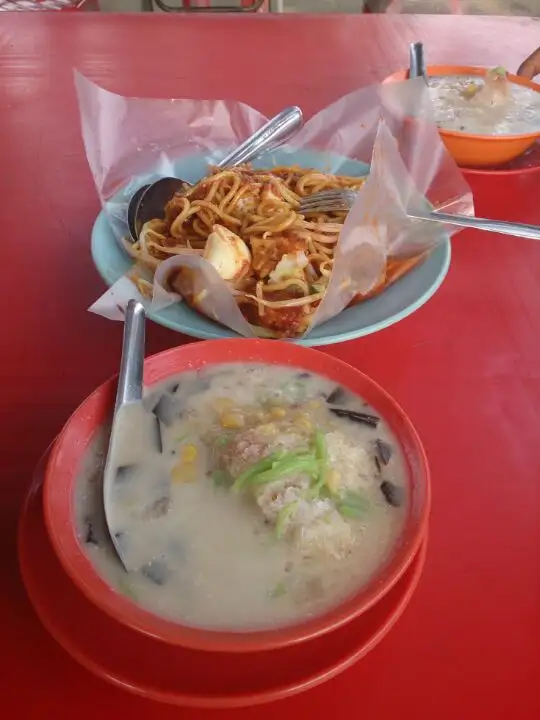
[1,11,539,719]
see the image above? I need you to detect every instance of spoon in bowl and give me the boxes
[127,105,304,242]
[409,42,428,84]
[103,299,155,572]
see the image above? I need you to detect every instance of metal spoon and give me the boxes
[103,299,146,572]
[409,42,428,84]
[127,184,151,241]
[127,105,303,242]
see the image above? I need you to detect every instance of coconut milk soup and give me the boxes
[429,73,540,136]
[75,363,408,631]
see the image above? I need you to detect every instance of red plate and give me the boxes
[462,140,540,176]
[19,446,427,709]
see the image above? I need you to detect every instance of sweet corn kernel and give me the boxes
[270,407,287,419]
[463,82,478,99]
[213,397,235,412]
[221,412,245,429]
[307,400,321,411]
[181,444,198,463]
[258,422,277,436]
[294,414,313,433]
[325,469,341,493]
[170,458,197,483]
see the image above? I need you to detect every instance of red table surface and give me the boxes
[1,11,539,719]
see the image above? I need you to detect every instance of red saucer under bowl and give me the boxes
[19,446,428,709]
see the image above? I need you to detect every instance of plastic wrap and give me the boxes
[76,72,473,337]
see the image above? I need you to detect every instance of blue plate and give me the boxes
[91,149,451,347]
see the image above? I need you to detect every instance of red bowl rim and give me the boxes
[383,65,540,142]
[43,338,431,653]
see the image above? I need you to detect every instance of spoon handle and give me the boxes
[408,210,540,241]
[409,42,428,83]
[115,300,145,410]
[218,106,303,168]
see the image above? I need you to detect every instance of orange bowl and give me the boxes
[384,65,540,167]
[43,339,430,653]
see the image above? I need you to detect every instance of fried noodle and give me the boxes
[127,164,422,337]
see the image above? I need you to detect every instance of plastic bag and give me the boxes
[76,72,473,337]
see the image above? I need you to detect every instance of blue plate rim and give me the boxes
[90,208,451,347]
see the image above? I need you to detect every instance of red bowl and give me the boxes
[43,339,430,653]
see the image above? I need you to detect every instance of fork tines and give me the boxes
[301,202,349,212]
[305,189,347,200]
[299,188,356,213]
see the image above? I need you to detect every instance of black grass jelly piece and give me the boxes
[142,496,171,520]
[141,559,169,586]
[329,407,380,428]
[380,480,404,508]
[115,465,138,483]
[153,416,163,454]
[375,439,393,466]
[84,519,99,546]
[152,393,182,427]
[326,386,347,405]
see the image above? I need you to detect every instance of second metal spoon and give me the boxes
[103,299,147,572]
[409,42,428,84]
[127,105,303,242]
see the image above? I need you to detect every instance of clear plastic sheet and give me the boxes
[77,72,473,337]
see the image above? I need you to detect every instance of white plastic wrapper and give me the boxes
[76,72,473,337]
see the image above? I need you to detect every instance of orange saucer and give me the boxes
[18,447,427,709]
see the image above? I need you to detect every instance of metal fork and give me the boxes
[298,188,540,241]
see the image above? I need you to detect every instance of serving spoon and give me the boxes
[409,41,428,83]
[127,105,304,242]
[103,299,147,572]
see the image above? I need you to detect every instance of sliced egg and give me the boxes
[269,251,309,284]
[203,224,251,282]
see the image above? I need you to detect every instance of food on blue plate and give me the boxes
[76,363,407,631]
[125,164,422,338]
[428,67,540,135]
